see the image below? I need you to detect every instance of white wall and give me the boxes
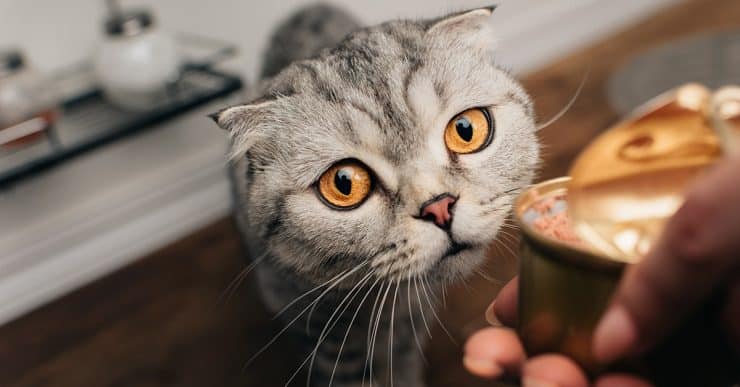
[0,0,675,80]
[0,0,678,325]
[0,0,513,78]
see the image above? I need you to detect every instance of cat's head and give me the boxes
[213,6,539,286]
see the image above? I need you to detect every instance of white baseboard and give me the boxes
[0,174,230,325]
[0,107,236,326]
[0,0,678,326]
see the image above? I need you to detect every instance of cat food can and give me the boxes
[514,176,622,373]
[513,177,739,384]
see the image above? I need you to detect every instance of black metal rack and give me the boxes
[0,36,243,187]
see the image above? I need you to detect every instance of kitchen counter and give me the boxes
[1,0,738,386]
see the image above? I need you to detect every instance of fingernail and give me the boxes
[593,305,637,364]
[485,301,502,326]
[522,377,559,387]
[463,356,504,378]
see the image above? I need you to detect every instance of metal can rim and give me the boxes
[514,176,625,273]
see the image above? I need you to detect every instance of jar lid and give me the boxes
[0,50,25,76]
[105,9,154,37]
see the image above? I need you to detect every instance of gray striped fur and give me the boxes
[215,4,538,386]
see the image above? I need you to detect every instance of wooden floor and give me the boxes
[1,1,738,386]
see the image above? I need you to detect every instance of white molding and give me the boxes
[0,107,236,326]
[0,141,227,276]
[0,0,678,326]
[0,177,230,325]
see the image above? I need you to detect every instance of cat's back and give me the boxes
[260,3,360,79]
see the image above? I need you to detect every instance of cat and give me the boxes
[212,3,539,386]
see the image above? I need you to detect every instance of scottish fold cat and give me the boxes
[212,4,538,386]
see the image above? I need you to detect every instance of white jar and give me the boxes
[93,10,181,112]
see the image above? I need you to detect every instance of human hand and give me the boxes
[463,155,740,386]
[464,278,658,387]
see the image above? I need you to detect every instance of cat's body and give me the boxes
[218,4,539,386]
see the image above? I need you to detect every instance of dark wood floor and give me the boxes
[2,1,738,386]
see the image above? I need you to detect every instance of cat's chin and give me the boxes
[424,245,487,283]
[441,241,472,260]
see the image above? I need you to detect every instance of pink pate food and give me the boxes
[525,194,583,246]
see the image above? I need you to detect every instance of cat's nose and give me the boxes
[418,193,456,230]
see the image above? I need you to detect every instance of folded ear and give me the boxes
[209,98,274,158]
[427,5,496,34]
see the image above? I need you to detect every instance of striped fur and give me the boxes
[215,4,539,386]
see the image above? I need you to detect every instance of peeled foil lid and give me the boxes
[567,84,734,262]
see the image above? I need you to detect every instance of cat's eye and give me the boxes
[317,160,372,209]
[444,108,494,154]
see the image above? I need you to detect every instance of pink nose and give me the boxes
[419,194,456,229]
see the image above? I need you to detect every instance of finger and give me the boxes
[594,156,740,363]
[463,327,526,379]
[595,373,654,387]
[489,276,518,327]
[521,354,589,387]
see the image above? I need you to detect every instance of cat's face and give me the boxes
[215,7,539,286]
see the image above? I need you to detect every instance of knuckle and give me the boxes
[632,264,683,312]
[666,193,718,263]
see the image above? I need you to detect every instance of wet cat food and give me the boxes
[522,193,583,246]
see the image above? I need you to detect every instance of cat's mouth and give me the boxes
[441,240,471,259]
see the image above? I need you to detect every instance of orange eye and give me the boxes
[318,160,372,209]
[444,108,493,154]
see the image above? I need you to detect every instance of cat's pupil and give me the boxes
[335,169,353,196]
[456,117,473,142]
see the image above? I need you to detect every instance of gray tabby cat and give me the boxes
[212,4,539,386]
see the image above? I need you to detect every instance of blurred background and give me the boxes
[0,0,737,386]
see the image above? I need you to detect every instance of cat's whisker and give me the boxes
[496,230,518,246]
[242,263,365,373]
[499,243,519,261]
[217,265,251,306]
[406,277,428,365]
[328,277,381,387]
[286,272,370,387]
[305,263,370,332]
[501,186,525,196]
[216,249,269,307]
[505,219,521,228]
[420,275,458,345]
[536,64,590,131]
[365,278,384,349]
[421,276,440,304]
[302,271,375,387]
[363,278,387,387]
[499,224,520,234]
[369,281,393,387]
[273,268,352,320]
[490,242,509,266]
[440,283,448,308]
[480,205,510,217]
[494,235,519,258]
[495,227,519,246]
[474,268,504,285]
[458,272,474,293]
[413,275,432,338]
[306,272,373,387]
[388,279,400,387]
[494,234,513,246]
[481,187,523,206]
[501,218,521,227]
[499,223,519,237]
